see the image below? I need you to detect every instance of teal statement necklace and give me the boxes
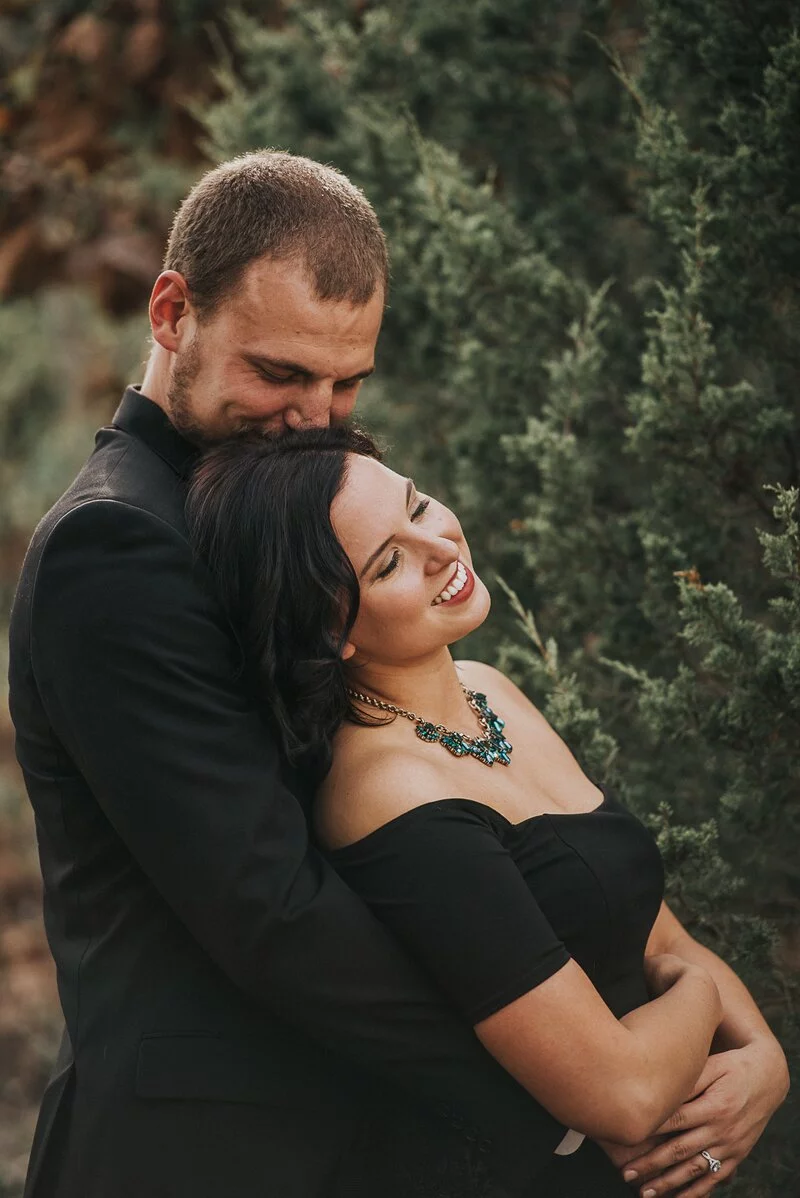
[346,685,513,767]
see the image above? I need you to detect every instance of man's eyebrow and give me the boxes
[359,479,414,579]
[246,354,375,382]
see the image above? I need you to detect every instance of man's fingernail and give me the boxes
[623,1170,638,1182]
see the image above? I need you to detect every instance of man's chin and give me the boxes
[168,410,284,448]
[167,400,348,445]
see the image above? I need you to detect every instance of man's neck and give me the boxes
[140,346,171,416]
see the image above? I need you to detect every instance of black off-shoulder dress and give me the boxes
[327,786,666,1197]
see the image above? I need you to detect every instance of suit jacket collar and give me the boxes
[111,386,199,477]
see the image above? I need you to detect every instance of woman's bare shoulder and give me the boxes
[456,659,547,721]
[314,732,455,852]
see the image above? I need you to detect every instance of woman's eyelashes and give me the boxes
[376,550,400,580]
[375,497,431,580]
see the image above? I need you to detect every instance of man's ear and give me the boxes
[341,641,357,661]
[149,270,194,353]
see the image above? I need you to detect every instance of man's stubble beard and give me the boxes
[165,333,217,448]
[166,333,280,448]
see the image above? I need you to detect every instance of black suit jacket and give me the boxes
[8,387,565,1198]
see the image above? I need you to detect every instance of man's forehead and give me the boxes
[240,256,382,317]
[224,261,383,353]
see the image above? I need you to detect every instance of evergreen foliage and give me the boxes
[1,2,798,1193]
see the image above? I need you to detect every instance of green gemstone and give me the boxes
[408,690,512,765]
[469,740,495,764]
[441,732,469,756]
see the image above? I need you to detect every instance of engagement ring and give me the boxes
[700,1150,722,1174]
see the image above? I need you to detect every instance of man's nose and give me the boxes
[283,381,335,430]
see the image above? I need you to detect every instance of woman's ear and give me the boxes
[341,640,357,661]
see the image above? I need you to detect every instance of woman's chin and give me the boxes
[439,577,491,643]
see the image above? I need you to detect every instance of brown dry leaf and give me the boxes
[67,230,162,284]
[0,922,44,967]
[56,14,113,65]
[35,103,104,166]
[0,221,37,295]
[124,18,165,82]
[674,566,705,591]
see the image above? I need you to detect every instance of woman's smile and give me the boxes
[432,560,475,606]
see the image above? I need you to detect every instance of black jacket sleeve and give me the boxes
[28,499,566,1193]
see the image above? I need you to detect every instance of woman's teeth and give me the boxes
[432,561,468,605]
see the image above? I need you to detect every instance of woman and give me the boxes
[186,424,785,1197]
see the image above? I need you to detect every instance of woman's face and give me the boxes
[331,454,491,666]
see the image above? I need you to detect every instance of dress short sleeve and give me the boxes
[326,799,571,1025]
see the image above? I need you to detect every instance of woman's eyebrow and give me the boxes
[359,479,414,578]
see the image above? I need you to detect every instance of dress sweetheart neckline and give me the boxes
[326,787,613,857]
[449,789,610,830]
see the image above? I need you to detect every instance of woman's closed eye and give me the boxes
[376,550,401,580]
[375,498,431,580]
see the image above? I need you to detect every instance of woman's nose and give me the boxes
[422,535,461,575]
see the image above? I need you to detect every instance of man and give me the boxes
[9,151,785,1198]
[9,150,566,1198]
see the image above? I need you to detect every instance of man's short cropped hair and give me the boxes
[164,150,388,314]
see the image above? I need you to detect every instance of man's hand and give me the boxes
[601,1040,788,1198]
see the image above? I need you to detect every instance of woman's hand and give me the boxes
[610,1039,789,1198]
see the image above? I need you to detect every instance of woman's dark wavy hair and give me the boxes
[185,425,383,778]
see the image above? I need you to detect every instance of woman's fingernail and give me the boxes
[643,1190,657,1198]
[623,1170,638,1182]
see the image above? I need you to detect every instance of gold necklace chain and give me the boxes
[345,684,513,767]
[346,683,480,728]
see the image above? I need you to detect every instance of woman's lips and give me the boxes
[435,562,475,606]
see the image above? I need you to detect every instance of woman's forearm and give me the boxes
[661,928,789,1094]
[656,912,787,1061]
[617,966,722,1137]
